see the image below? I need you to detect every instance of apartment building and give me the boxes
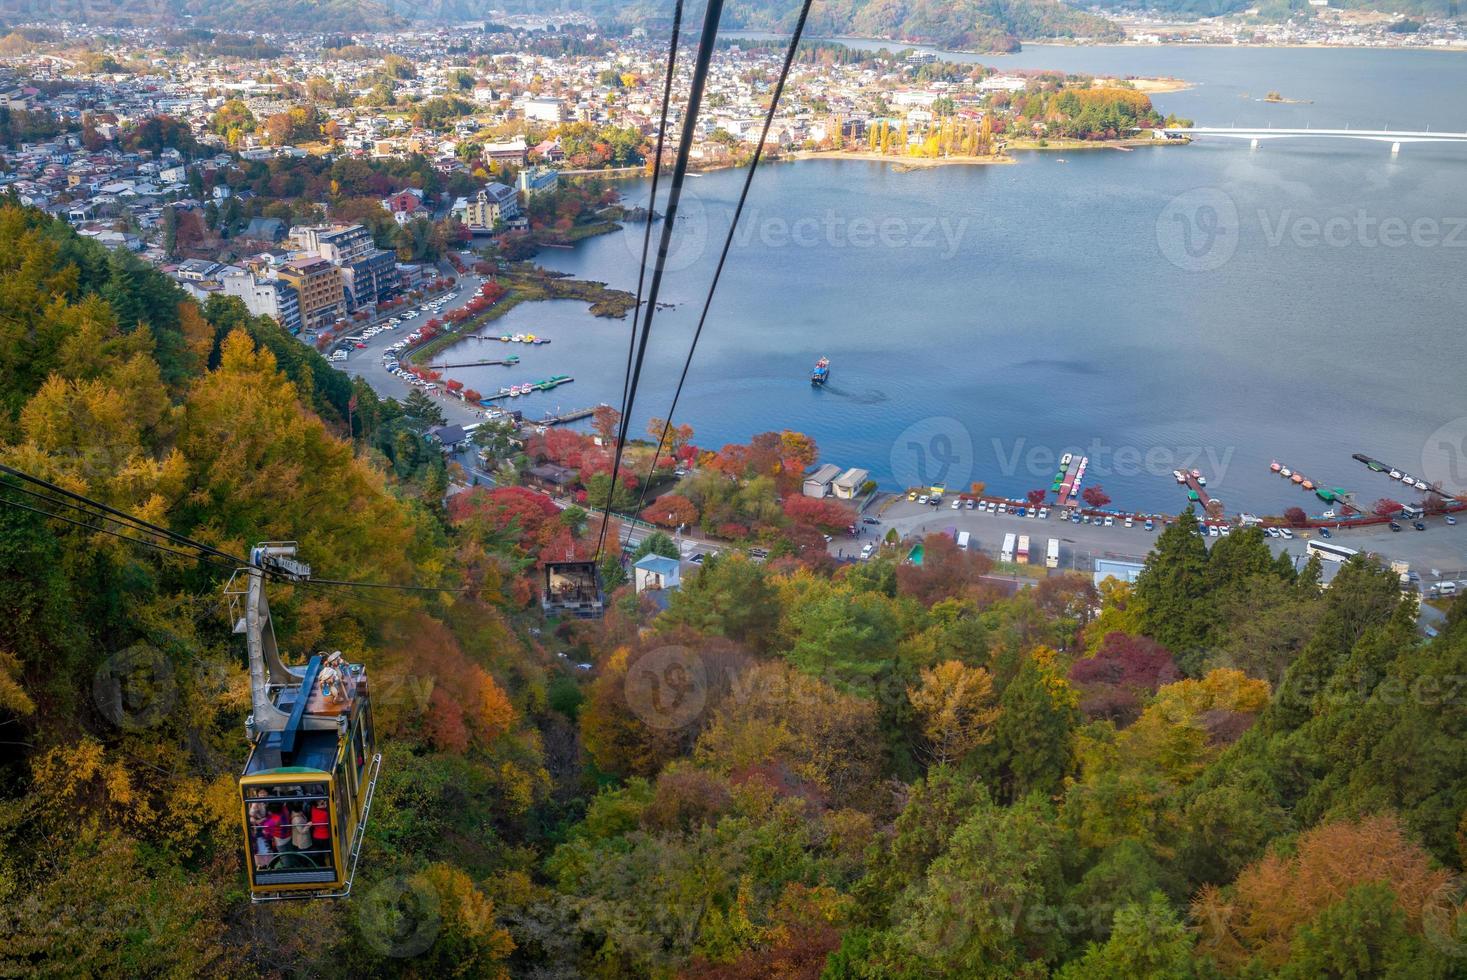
[277,257,345,331]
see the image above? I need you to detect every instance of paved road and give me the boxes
[336,269,495,427]
[848,495,1467,589]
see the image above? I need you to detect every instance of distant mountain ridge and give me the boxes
[49,0,1124,52]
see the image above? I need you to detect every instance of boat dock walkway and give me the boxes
[534,406,600,426]
[428,358,519,369]
[1354,453,1451,497]
[479,376,575,404]
[1182,473,1214,510]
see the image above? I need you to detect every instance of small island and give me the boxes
[1263,90,1314,104]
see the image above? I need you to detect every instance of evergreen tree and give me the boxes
[1133,509,1212,673]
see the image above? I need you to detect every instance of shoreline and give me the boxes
[788,149,1017,168]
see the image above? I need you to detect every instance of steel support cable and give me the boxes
[0,462,250,566]
[630,0,816,524]
[595,0,728,561]
[0,494,244,572]
[619,0,686,426]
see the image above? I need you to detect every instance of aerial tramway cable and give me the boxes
[0,493,244,572]
[595,0,729,562]
[0,465,473,595]
[631,0,817,523]
[618,0,685,430]
[0,462,250,566]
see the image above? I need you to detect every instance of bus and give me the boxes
[1001,533,1016,563]
[1016,535,1030,564]
[1046,538,1060,569]
[1306,539,1358,563]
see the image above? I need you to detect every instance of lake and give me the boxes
[457,44,1467,515]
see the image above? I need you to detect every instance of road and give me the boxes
[335,256,503,428]
[848,495,1467,590]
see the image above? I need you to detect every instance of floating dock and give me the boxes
[1056,455,1088,507]
[1353,453,1450,496]
[535,406,600,426]
[428,357,519,369]
[1181,472,1213,510]
[479,375,574,403]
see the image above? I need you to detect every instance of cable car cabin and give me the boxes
[541,561,604,618]
[239,654,378,900]
[226,544,382,902]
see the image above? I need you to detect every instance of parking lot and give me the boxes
[335,270,495,428]
[844,492,1467,591]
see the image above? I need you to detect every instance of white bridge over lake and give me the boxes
[1153,126,1467,154]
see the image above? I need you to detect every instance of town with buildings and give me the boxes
[0,9,1459,343]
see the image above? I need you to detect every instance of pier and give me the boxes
[427,358,519,369]
[1354,453,1451,497]
[535,406,601,426]
[1181,473,1214,511]
[478,375,575,404]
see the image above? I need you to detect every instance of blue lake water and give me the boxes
[458,44,1467,514]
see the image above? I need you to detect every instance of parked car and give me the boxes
[1104,516,1115,527]
[1124,516,1133,528]
[1390,522,1402,532]
[965,499,976,510]
[1280,528,1294,539]
[1144,519,1155,531]
[1319,528,1332,538]
[1447,516,1458,525]
[951,499,961,510]
[1038,507,1048,519]
[862,517,880,525]
[1414,521,1427,531]
[918,495,928,505]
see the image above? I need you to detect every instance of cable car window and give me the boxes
[244,783,333,876]
[353,720,368,783]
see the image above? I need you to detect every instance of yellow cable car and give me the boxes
[227,544,381,901]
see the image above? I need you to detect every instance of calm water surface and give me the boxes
[459,44,1467,513]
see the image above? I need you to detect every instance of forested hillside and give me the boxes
[0,201,1465,976]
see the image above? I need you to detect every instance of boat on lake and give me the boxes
[811,357,830,386]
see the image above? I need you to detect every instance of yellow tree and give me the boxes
[978,114,995,156]
[908,660,1001,766]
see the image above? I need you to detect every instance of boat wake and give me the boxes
[820,385,889,405]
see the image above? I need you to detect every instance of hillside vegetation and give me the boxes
[0,202,1465,976]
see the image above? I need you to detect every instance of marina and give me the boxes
[479,375,575,403]
[1353,453,1451,496]
[427,357,520,369]
[1056,454,1088,508]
